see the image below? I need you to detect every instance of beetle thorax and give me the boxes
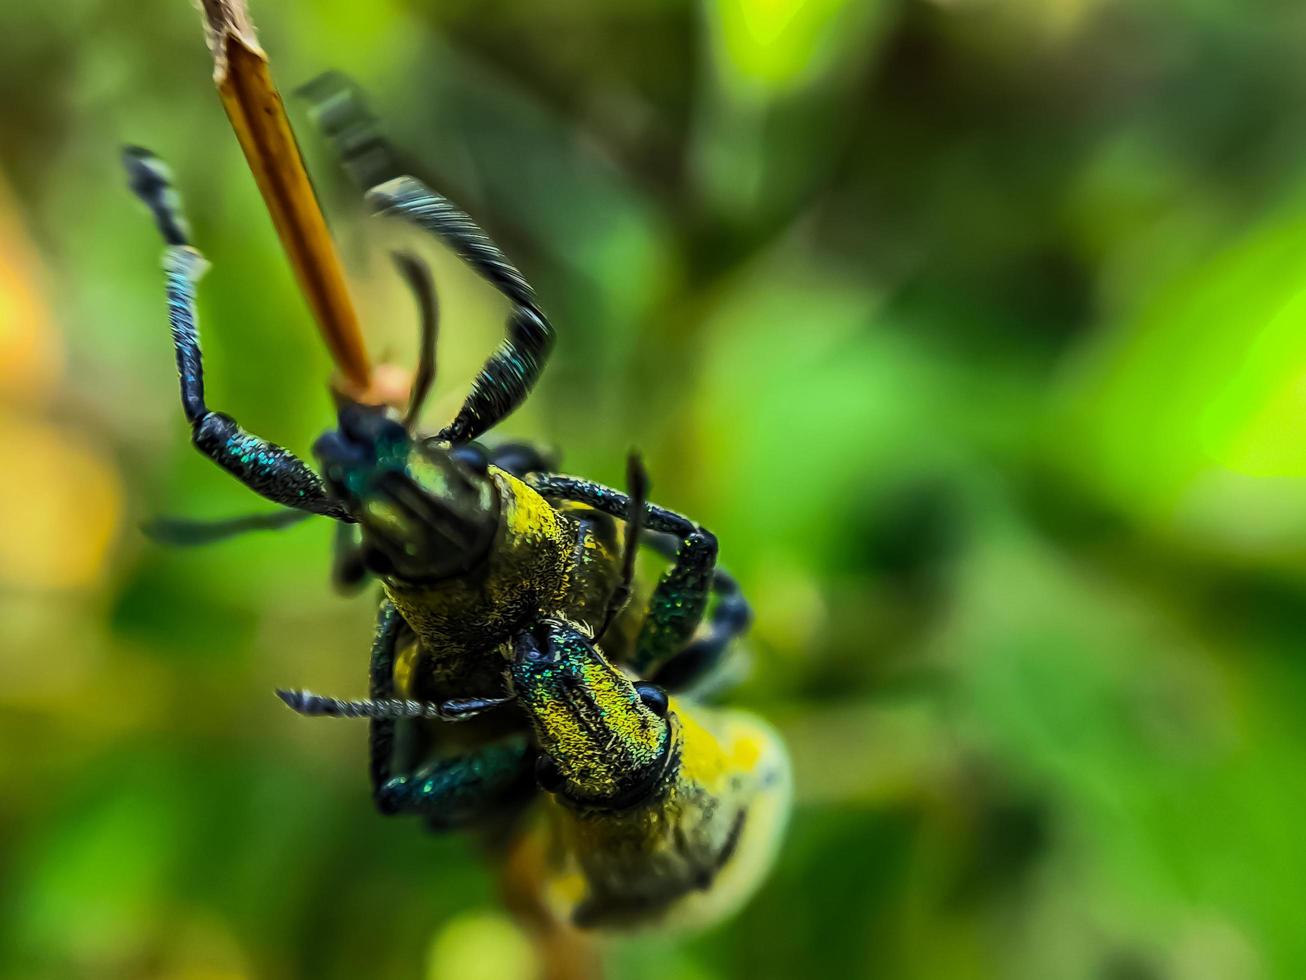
[383,469,577,687]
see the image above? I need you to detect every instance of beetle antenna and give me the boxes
[299,71,405,193]
[277,689,509,721]
[143,509,313,545]
[392,251,439,428]
[594,452,648,644]
[123,146,192,247]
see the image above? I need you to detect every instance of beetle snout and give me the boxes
[338,401,408,447]
[311,404,500,583]
[313,403,408,474]
[508,619,672,807]
[512,621,565,665]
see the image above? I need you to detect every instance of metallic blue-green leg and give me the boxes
[374,738,533,830]
[141,509,313,546]
[301,71,404,196]
[331,522,369,594]
[366,177,554,445]
[488,441,560,478]
[525,474,700,538]
[282,600,505,727]
[632,529,718,678]
[124,147,351,521]
[650,567,752,693]
[441,441,560,479]
[595,453,649,643]
[136,252,440,550]
[302,76,554,444]
[139,437,558,548]
[367,600,409,805]
[636,531,753,691]
[391,251,440,428]
[526,473,720,678]
[364,601,528,829]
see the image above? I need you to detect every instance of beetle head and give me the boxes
[313,402,499,582]
[510,619,674,809]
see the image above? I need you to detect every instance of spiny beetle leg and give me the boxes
[650,567,753,693]
[141,509,312,546]
[367,601,405,805]
[374,738,533,829]
[526,472,719,677]
[595,453,649,643]
[437,440,560,479]
[303,78,555,444]
[362,601,527,828]
[124,147,350,521]
[488,441,560,478]
[639,534,754,693]
[300,71,405,196]
[331,522,370,594]
[526,474,697,538]
[366,176,555,445]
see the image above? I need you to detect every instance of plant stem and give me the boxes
[195,0,374,397]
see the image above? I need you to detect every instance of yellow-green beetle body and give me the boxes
[127,137,782,924]
[510,621,791,931]
[378,460,625,698]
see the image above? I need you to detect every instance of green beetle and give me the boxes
[510,619,791,930]
[125,148,754,837]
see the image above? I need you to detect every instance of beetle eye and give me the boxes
[361,544,396,576]
[514,624,559,664]
[635,682,669,718]
[449,443,490,476]
[535,754,565,793]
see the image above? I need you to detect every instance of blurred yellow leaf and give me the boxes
[0,416,122,590]
[427,910,537,980]
[0,176,62,406]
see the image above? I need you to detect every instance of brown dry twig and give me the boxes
[189,7,600,974]
[196,0,378,400]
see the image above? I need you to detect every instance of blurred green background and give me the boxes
[3,0,1306,977]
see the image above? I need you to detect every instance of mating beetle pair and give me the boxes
[125,116,789,928]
